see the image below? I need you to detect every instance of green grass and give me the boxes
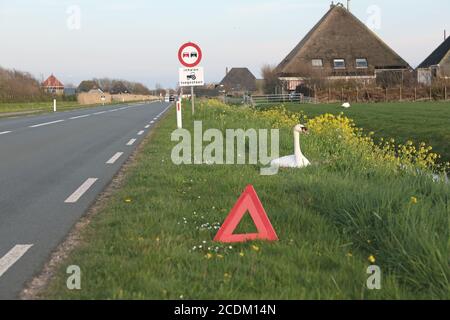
[258,102,450,162]
[0,101,127,117]
[43,100,449,300]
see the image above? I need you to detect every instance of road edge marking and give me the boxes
[126,138,137,146]
[64,178,98,203]
[106,152,124,165]
[29,120,64,128]
[0,245,34,278]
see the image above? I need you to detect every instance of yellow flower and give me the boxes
[239,252,245,257]
[251,245,260,252]
[368,255,376,264]
[224,273,232,279]
[125,199,132,203]
[217,254,224,259]
[205,253,213,260]
[346,252,353,258]
[411,197,418,204]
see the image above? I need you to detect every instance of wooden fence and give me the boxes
[312,86,449,103]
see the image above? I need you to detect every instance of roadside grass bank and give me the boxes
[43,100,449,299]
[257,101,450,162]
[0,100,141,118]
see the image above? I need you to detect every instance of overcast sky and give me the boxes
[1,0,449,88]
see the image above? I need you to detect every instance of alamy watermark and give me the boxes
[66,5,81,31]
[366,5,382,30]
[66,265,81,290]
[366,265,382,290]
[171,121,280,175]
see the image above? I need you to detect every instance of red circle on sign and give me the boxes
[178,42,202,68]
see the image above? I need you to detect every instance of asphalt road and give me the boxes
[0,101,171,299]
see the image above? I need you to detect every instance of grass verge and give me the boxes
[257,101,450,162]
[0,101,137,118]
[42,100,449,300]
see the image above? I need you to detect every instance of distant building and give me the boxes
[220,68,257,93]
[64,87,77,96]
[275,3,410,91]
[42,74,65,95]
[417,36,450,85]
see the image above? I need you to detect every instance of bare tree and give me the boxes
[261,64,281,94]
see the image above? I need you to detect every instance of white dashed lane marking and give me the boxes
[137,130,145,136]
[127,139,137,146]
[0,131,12,135]
[145,125,150,129]
[64,178,98,204]
[106,152,124,165]
[0,245,34,279]
[29,120,65,128]
[70,114,91,120]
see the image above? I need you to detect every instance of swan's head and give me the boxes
[294,124,309,134]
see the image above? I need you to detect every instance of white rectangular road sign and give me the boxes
[179,67,204,87]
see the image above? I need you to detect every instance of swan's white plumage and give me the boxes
[271,155,311,168]
[270,124,311,169]
[342,102,351,108]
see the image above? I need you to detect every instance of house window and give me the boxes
[356,58,368,69]
[312,59,323,68]
[333,59,346,69]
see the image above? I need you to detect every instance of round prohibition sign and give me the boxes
[178,42,202,68]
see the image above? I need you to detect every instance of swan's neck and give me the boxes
[294,131,303,161]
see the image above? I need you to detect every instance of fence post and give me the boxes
[399,86,402,102]
[385,88,388,102]
[445,86,448,101]
[356,87,359,103]
[429,86,432,101]
[328,88,330,103]
[414,87,417,102]
[314,85,317,103]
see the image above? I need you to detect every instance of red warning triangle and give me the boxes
[214,185,278,243]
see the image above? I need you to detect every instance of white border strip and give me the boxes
[126,139,137,146]
[106,152,124,164]
[64,178,98,203]
[0,245,34,278]
[29,120,64,128]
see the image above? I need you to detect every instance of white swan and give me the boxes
[271,124,311,169]
[342,102,351,108]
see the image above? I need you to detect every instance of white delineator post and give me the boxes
[53,99,57,112]
[176,98,182,129]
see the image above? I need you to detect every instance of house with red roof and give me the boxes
[42,74,65,95]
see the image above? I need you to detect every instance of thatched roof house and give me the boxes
[417,36,450,85]
[275,3,410,90]
[220,68,257,93]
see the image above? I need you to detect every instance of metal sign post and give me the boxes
[191,86,195,116]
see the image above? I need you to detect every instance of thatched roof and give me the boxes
[220,68,257,92]
[418,37,450,68]
[276,4,410,77]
